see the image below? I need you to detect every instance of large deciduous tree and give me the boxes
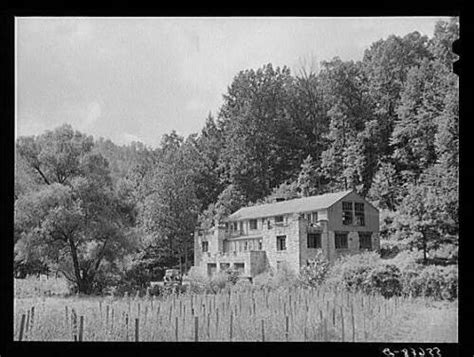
[15,125,137,293]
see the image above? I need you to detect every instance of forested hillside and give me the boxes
[14,18,458,294]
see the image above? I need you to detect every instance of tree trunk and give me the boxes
[184,240,189,274]
[68,236,86,293]
[422,231,428,264]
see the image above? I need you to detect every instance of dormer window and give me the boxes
[355,202,365,226]
[249,219,258,230]
[342,201,353,225]
[306,212,318,223]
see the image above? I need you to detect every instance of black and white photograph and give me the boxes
[12,16,459,344]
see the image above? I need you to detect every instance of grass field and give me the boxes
[13,277,457,342]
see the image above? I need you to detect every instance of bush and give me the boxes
[224,267,241,285]
[327,251,380,291]
[364,264,402,298]
[231,278,253,292]
[209,271,229,293]
[299,250,330,287]
[385,249,423,270]
[253,270,275,288]
[440,265,458,300]
[253,263,299,290]
[401,264,458,300]
[379,239,401,258]
[186,266,210,294]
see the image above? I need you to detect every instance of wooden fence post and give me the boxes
[135,318,139,342]
[340,306,344,342]
[194,316,199,342]
[319,309,323,340]
[229,311,233,342]
[207,313,210,339]
[30,306,35,333]
[18,314,25,341]
[79,316,84,342]
[125,314,129,341]
[72,309,77,342]
[175,316,179,341]
[351,303,355,342]
[25,310,30,334]
[261,319,265,342]
[285,315,289,341]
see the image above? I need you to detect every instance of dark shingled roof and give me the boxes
[225,190,354,222]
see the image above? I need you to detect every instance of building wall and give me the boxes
[298,218,327,265]
[261,213,301,273]
[198,251,267,277]
[327,191,380,255]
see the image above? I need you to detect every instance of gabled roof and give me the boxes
[225,190,354,222]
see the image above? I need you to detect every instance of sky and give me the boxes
[16,17,450,148]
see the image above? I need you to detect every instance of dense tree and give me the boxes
[15,126,137,293]
[391,59,448,179]
[218,64,298,202]
[139,134,200,274]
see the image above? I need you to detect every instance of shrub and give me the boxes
[386,249,423,270]
[299,250,330,287]
[253,270,275,288]
[273,262,299,288]
[327,251,380,291]
[401,264,458,300]
[440,265,458,300]
[253,263,299,290]
[209,271,229,293]
[186,266,210,294]
[231,278,253,292]
[364,264,402,298]
[379,239,401,258]
[224,267,241,285]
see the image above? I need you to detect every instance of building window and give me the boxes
[342,201,353,225]
[202,241,209,252]
[239,221,243,232]
[355,202,365,226]
[307,233,321,249]
[220,263,230,271]
[267,220,271,229]
[359,232,372,250]
[234,263,245,273]
[306,212,318,223]
[207,263,217,277]
[277,235,287,251]
[249,219,258,230]
[258,239,263,250]
[335,232,348,249]
[275,215,284,224]
[244,240,248,251]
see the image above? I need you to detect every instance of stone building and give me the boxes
[193,190,379,279]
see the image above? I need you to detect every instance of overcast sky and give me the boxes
[16,17,449,148]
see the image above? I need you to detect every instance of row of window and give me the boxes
[278,232,372,251]
[228,211,319,233]
[202,232,373,253]
[342,201,365,226]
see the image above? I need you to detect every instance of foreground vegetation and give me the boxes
[14,248,458,343]
[14,279,457,342]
